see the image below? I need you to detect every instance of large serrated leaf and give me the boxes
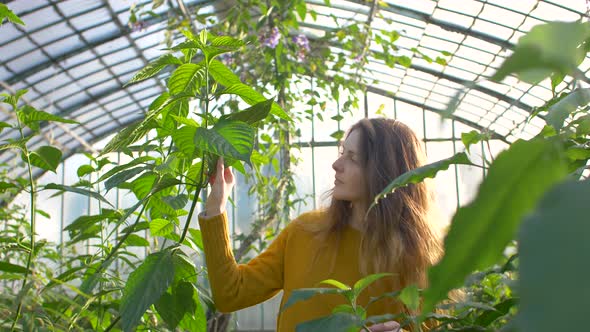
[126,54,182,86]
[177,282,207,331]
[221,83,291,121]
[168,40,201,51]
[369,152,472,211]
[64,210,120,234]
[220,99,273,125]
[0,137,30,151]
[422,139,568,313]
[45,183,113,207]
[102,94,191,155]
[518,180,590,332]
[161,194,188,210]
[194,119,255,164]
[172,126,198,158]
[22,106,78,125]
[27,145,62,172]
[168,62,206,95]
[104,166,147,191]
[101,121,153,155]
[150,218,176,236]
[209,59,241,86]
[120,250,175,331]
[98,156,154,182]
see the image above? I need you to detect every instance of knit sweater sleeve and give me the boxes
[198,212,287,313]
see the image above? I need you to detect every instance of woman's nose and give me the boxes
[332,157,342,172]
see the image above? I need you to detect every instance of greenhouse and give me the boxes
[0,0,588,331]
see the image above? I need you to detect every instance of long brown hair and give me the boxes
[323,118,443,289]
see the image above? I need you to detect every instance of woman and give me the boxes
[199,118,443,331]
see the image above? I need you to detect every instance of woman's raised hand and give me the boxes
[204,157,235,217]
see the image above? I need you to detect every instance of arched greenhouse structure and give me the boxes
[1,0,589,331]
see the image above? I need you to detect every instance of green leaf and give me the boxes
[104,166,147,191]
[492,21,590,83]
[168,62,206,95]
[399,285,420,311]
[220,99,273,125]
[27,146,62,172]
[353,273,391,298]
[123,234,150,247]
[188,229,204,251]
[209,59,241,85]
[45,183,114,207]
[332,304,355,315]
[130,172,157,200]
[0,261,29,274]
[461,130,490,153]
[120,250,175,332]
[177,282,207,331]
[206,35,245,60]
[150,218,175,236]
[221,83,291,121]
[101,121,153,155]
[295,313,360,332]
[168,40,201,51]
[545,88,590,131]
[475,298,518,327]
[77,164,95,177]
[422,138,568,313]
[172,252,198,284]
[281,288,343,312]
[518,180,590,332]
[22,106,78,125]
[0,4,25,26]
[64,210,120,234]
[370,153,472,211]
[161,194,188,210]
[330,130,344,140]
[320,279,351,290]
[0,181,17,192]
[155,281,196,329]
[0,137,30,152]
[194,119,255,165]
[295,1,307,20]
[102,92,190,155]
[172,126,198,158]
[98,156,154,182]
[0,121,11,134]
[126,54,182,86]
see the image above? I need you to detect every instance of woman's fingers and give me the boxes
[216,157,225,184]
[366,321,401,332]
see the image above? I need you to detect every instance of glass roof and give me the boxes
[1,0,588,179]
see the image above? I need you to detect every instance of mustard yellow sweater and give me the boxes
[198,210,407,331]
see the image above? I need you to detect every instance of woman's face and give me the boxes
[332,130,368,204]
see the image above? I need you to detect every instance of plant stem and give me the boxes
[179,54,210,244]
[179,184,203,244]
[103,316,121,332]
[11,116,36,332]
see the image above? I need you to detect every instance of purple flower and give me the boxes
[131,20,149,32]
[219,53,234,66]
[260,27,281,49]
[292,34,310,52]
[353,54,364,63]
